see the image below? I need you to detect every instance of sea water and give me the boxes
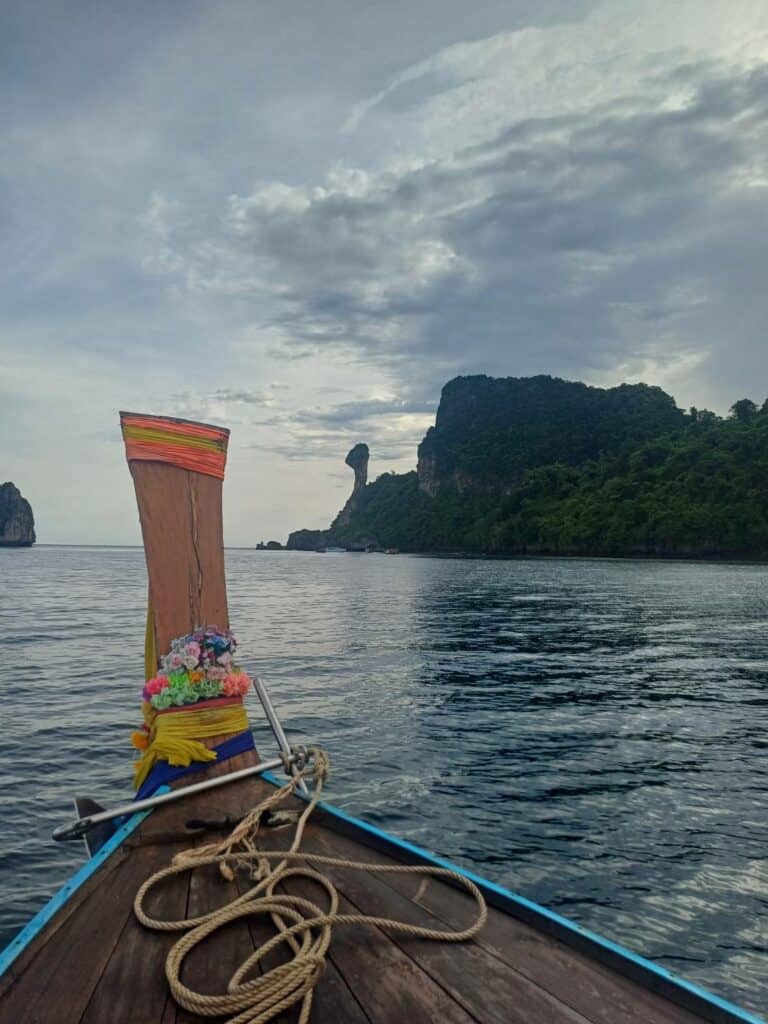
[0,546,766,1013]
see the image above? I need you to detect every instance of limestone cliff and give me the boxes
[287,374,768,558]
[416,375,684,495]
[286,442,370,550]
[334,443,369,527]
[0,482,36,546]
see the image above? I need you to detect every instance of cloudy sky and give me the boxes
[2,1,767,544]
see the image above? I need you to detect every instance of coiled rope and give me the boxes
[134,748,488,1024]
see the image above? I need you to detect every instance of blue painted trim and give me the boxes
[0,786,171,979]
[261,770,764,1024]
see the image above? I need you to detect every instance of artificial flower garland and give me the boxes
[142,627,251,710]
[131,626,253,788]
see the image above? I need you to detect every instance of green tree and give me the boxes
[730,399,758,423]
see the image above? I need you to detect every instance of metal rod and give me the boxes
[52,754,288,842]
[251,675,310,797]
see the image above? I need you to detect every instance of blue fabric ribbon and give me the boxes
[134,729,256,801]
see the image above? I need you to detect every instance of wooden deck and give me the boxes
[0,748,718,1024]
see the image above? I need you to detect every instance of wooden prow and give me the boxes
[120,412,230,667]
[120,412,256,784]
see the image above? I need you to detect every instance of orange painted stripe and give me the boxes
[120,411,229,479]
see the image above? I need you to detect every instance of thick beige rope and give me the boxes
[134,748,488,1024]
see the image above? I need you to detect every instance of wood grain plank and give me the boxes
[172,861,253,1024]
[129,462,228,657]
[308,821,704,1024]
[0,758,272,1024]
[390,869,705,1024]
[251,826,372,1024]
[165,754,278,1024]
[79,844,190,1024]
[232,863,302,1024]
[301,825,592,1024]
[244,819,586,1024]
[316,886,483,1024]
[0,847,129,1003]
[0,845,170,1024]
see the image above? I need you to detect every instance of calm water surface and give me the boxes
[0,546,766,1014]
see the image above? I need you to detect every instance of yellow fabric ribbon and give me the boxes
[132,702,249,790]
[144,589,157,683]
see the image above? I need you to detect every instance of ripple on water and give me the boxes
[0,547,766,1014]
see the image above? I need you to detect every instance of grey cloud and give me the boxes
[145,60,768,409]
[245,395,435,464]
[249,435,411,463]
[168,386,284,424]
[211,389,271,405]
[263,346,318,362]
[9,1,542,371]
[292,397,436,427]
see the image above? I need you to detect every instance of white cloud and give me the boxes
[344,0,768,163]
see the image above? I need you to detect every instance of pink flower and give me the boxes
[145,675,169,696]
[222,672,251,696]
[168,652,183,670]
[184,641,201,660]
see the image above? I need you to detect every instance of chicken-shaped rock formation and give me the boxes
[345,443,369,495]
[335,443,369,527]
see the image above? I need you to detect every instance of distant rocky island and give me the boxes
[0,482,36,547]
[287,374,768,559]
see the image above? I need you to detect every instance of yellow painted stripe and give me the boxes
[122,425,226,452]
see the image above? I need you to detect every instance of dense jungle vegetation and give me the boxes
[289,377,768,558]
